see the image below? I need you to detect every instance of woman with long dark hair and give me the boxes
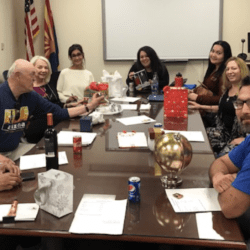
[188,40,232,105]
[189,57,249,157]
[126,46,169,93]
[188,41,232,127]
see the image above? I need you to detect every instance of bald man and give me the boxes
[0,59,103,153]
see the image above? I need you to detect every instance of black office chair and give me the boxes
[48,71,61,89]
[2,70,8,81]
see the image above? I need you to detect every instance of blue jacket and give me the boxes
[0,81,69,152]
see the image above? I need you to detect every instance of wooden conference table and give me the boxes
[0,102,246,249]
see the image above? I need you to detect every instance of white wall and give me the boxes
[0,0,18,82]
[1,0,250,85]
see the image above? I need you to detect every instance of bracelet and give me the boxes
[85,104,89,112]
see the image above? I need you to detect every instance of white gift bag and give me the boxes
[34,169,73,218]
[102,70,123,97]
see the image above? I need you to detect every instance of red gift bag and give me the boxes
[163,86,188,131]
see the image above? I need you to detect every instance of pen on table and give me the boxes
[7,199,18,217]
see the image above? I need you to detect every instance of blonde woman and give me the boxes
[24,56,98,143]
[30,56,76,108]
[189,57,250,157]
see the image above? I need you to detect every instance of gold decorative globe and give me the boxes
[154,133,192,174]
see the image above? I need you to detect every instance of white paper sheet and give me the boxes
[81,194,116,201]
[75,194,116,215]
[69,197,127,235]
[196,212,224,240]
[0,203,39,221]
[164,130,204,142]
[57,131,97,146]
[121,104,151,110]
[20,151,68,170]
[165,188,221,213]
[117,132,148,148]
[117,115,155,125]
[110,97,140,102]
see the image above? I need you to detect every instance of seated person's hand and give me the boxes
[129,72,135,80]
[76,98,87,106]
[66,95,78,104]
[0,172,22,191]
[188,101,201,109]
[66,97,89,108]
[212,172,237,193]
[188,92,198,101]
[230,137,245,146]
[88,93,104,110]
[0,155,20,175]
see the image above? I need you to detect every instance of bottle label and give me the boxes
[45,138,56,157]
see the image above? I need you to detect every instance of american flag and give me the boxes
[44,0,59,72]
[25,0,40,61]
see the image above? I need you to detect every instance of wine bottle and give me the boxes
[44,113,58,170]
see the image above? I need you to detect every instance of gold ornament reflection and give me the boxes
[153,193,191,232]
[154,133,192,187]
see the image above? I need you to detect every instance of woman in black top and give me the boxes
[189,57,250,157]
[126,46,169,94]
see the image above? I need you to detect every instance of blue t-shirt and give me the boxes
[229,135,250,195]
[0,81,69,152]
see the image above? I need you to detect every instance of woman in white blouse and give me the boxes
[57,44,94,103]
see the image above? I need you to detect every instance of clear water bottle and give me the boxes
[151,72,159,95]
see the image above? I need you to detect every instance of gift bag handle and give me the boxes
[34,181,52,206]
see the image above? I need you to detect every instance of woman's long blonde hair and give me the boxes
[222,56,250,93]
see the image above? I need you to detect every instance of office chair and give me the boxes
[48,71,61,89]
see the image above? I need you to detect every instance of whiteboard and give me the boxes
[102,0,222,61]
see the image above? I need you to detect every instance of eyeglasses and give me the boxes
[14,101,20,121]
[71,53,82,58]
[233,100,250,110]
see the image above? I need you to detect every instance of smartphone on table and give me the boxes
[20,172,35,181]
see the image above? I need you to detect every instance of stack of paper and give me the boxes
[57,131,97,146]
[69,195,127,235]
[117,115,155,125]
[0,203,39,221]
[110,96,140,102]
[164,130,204,142]
[196,212,224,240]
[117,132,148,148]
[165,188,221,213]
[121,104,151,110]
[20,151,68,170]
